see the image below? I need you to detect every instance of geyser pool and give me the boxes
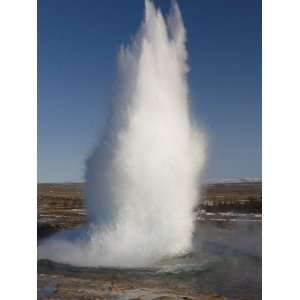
[38,0,206,267]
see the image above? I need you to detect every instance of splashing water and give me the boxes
[38,0,206,267]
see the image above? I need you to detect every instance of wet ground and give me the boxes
[38,220,261,300]
[38,183,261,300]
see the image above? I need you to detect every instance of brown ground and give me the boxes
[37,181,261,239]
[200,182,261,213]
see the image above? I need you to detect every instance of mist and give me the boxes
[38,0,206,267]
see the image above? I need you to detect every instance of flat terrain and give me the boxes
[38,271,228,300]
[38,183,86,239]
[37,181,261,239]
[37,181,261,300]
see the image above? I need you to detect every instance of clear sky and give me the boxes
[38,0,261,183]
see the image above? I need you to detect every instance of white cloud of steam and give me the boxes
[38,0,206,267]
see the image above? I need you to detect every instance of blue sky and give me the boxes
[38,0,261,183]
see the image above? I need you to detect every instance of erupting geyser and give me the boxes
[38,0,206,267]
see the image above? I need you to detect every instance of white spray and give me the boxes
[38,0,206,267]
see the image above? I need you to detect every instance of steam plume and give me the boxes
[38,0,206,267]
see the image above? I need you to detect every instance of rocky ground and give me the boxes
[38,272,227,300]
